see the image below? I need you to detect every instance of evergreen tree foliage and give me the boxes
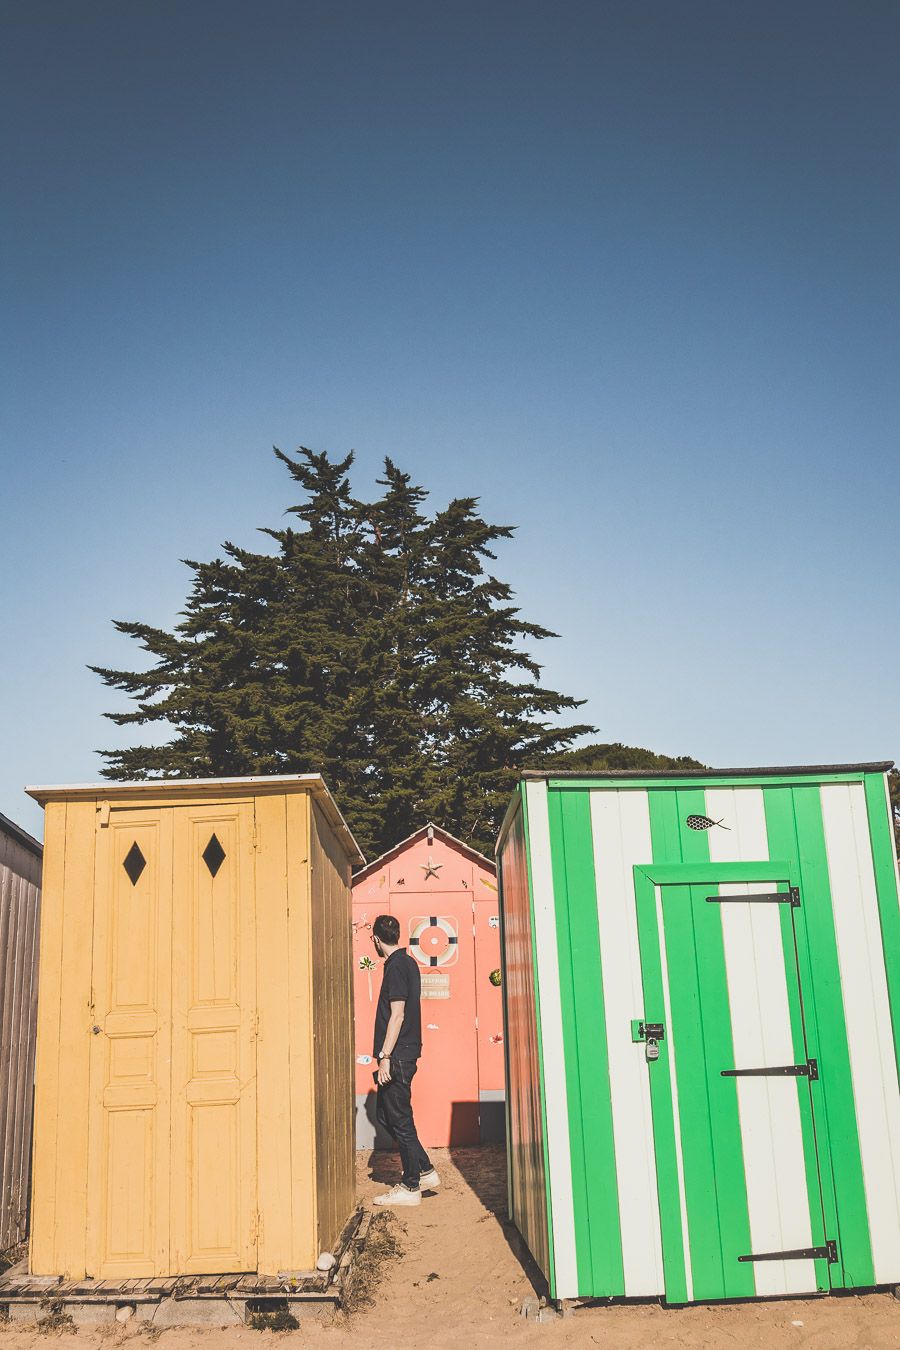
[92,447,595,858]
[548,742,704,772]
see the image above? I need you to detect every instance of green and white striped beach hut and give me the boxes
[496,763,900,1304]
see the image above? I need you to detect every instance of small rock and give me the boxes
[116,1305,135,1323]
[316,1251,336,1272]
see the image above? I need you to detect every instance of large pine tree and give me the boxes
[92,447,594,857]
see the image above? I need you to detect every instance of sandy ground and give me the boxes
[3,1146,900,1349]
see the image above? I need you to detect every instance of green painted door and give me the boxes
[636,871,831,1303]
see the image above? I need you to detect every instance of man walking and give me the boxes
[369,913,440,1207]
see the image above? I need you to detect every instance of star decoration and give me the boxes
[421,855,443,880]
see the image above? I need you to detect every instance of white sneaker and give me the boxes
[420,1168,441,1192]
[373,1184,422,1207]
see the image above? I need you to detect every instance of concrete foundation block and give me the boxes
[67,1302,118,1326]
[152,1296,244,1327]
[7,1303,40,1323]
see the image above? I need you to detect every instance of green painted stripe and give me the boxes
[648,789,712,1300]
[633,865,689,1303]
[644,861,791,884]
[647,790,755,1300]
[686,881,755,1298]
[549,772,873,792]
[777,895,831,1291]
[863,773,900,1085]
[764,785,874,1288]
[519,781,558,1292]
[547,789,624,1296]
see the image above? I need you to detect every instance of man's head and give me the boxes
[372,913,400,958]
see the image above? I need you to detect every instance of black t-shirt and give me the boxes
[373,948,422,1060]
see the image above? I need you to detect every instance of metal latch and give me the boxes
[632,1019,664,1063]
[631,1020,665,1042]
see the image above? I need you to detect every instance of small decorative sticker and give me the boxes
[488,915,500,928]
[489,968,502,987]
[359,954,376,1001]
[426,1023,440,1031]
[489,1033,504,1045]
[356,1054,373,1066]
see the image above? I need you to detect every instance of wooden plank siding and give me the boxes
[310,797,355,1259]
[497,795,550,1281]
[0,813,42,1253]
[26,776,362,1280]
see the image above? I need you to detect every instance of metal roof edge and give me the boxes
[0,810,43,858]
[520,761,895,780]
[352,821,495,882]
[25,773,364,866]
[495,785,525,858]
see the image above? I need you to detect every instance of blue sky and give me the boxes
[2,1,897,838]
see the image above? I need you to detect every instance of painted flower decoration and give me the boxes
[359,955,376,971]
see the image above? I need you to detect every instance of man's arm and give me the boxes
[377,1000,405,1083]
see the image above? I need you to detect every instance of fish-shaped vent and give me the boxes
[686,814,731,832]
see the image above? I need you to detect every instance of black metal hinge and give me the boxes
[722,1059,818,1080]
[706,887,800,907]
[739,1239,837,1264]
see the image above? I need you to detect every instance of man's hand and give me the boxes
[377,1055,392,1085]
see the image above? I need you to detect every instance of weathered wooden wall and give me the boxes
[0,813,42,1253]
[497,798,549,1281]
[310,797,355,1257]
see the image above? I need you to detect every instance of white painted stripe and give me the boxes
[656,884,694,1303]
[523,780,579,1298]
[707,788,816,1295]
[590,790,663,1297]
[822,783,900,1284]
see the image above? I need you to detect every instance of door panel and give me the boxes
[87,811,174,1277]
[170,805,257,1273]
[403,897,480,1145]
[638,872,828,1302]
[718,883,820,1295]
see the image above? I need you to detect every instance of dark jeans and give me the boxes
[375,1056,432,1189]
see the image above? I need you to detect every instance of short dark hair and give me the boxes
[373,913,400,946]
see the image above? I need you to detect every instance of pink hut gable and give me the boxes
[352,824,503,1148]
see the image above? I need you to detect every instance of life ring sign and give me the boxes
[409,915,459,968]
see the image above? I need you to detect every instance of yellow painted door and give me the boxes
[86,801,258,1277]
[170,802,258,1274]
[86,808,174,1277]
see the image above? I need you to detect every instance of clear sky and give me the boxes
[2,1,898,839]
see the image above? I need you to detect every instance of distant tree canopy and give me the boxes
[548,742,703,773]
[93,447,609,857]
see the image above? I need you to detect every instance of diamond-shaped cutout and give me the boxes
[123,841,146,886]
[202,833,226,878]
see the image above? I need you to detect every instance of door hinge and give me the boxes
[97,800,110,828]
[251,822,261,851]
[739,1238,837,1264]
[249,1210,262,1244]
[706,887,800,907]
[250,1011,261,1041]
[722,1059,818,1080]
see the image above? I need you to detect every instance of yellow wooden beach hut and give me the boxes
[25,775,363,1281]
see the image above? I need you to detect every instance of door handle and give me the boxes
[91,1025,102,1035]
